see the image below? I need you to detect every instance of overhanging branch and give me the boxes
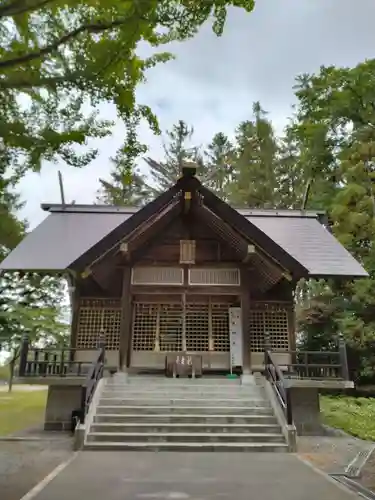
[0,0,57,18]
[0,18,133,70]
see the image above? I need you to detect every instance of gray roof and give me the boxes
[0,204,368,278]
[0,210,132,272]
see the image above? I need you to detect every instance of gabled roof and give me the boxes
[0,175,368,279]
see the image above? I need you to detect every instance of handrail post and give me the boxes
[285,387,293,425]
[98,330,106,350]
[264,330,271,371]
[338,333,349,380]
[19,334,29,376]
[98,330,106,364]
[80,385,87,424]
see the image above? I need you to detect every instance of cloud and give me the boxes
[17,0,375,228]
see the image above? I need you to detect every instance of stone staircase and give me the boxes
[83,374,288,452]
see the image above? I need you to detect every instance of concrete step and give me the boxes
[108,378,242,386]
[96,405,274,415]
[93,414,278,424]
[98,398,269,407]
[101,390,265,398]
[83,441,288,452]
[105,382,248,389]
[103,384,264,394]
[86,431,285,444]
[90,422,281,434]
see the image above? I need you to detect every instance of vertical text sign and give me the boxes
[229,307,243,368]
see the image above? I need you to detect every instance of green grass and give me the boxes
[0,364,10,381]
[321,395,375,441]
[0,390,47,436]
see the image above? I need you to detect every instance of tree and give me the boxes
[145,120,201,195]
[0,272,69,391]
[97,147,151,206]
[228,102,278,208]
[0,166,68,391]
[291,60,375,382]
[203,132,234,199]
[0,0,255,174]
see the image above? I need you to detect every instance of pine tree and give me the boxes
[97,148,151,206]
[203,132,234,200]
[227,102,278,208]
[145,120,201,196]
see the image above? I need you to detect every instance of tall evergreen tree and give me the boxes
[228,102,278,208]
[145,120,201,196]
[203,132,234,200]
[97,148,151,206]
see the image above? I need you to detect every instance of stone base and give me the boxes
[240,374,256,386]
[44,384,82,431]
[289,387,323,436]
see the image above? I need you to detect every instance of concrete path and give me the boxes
[27,452,361,500]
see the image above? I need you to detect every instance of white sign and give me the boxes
[229,307,243,370]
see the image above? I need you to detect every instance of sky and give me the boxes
[18,0,375,229]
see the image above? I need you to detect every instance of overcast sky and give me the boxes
[18,0,375,228]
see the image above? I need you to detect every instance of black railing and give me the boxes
[263,334,350,381]
[264,335,350,427]
[265,350,293,425]
[18,335,103,378]
[79,335,106,425]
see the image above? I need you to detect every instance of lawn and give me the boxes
[321,395,375,441]
[0,390,47,436]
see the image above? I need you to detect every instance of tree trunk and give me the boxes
[8,358,15,393]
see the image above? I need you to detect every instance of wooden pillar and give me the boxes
[288,306,296,351]
[119,266,132,370]
[68,277,80,361]
[240,268,251,374]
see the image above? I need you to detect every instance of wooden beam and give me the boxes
[243,244,256,263]
[123,200,180,251]
[69,280,80,354]
[193,206,248,258]
[240,268,252,374]
[119,267,132,370]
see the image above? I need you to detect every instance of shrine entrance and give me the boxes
[129,295,239,371]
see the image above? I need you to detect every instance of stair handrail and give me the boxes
[264,349,293,426]
[79,332,106,425]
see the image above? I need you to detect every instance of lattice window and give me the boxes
[159,304,183,352]
[132,303,158,351]
[185,303,209,351]
[131,300,231,353]
[188,268,240,286]
[76,299,121,350]
[211,303,230,352]
[249,303,290,353]
[132,266,183,285]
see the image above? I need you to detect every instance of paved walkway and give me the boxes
[28,452,361,500]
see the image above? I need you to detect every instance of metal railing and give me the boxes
[263,333,350,427]
[79,334,106,424]
[264,350,293,425]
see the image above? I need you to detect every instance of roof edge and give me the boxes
[41,203,326,219]
[41,203,139,214]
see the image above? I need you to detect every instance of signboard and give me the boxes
[165,353,203,378]
[229,307,243,371]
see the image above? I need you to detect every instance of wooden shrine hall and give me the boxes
[0,165,368,378]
